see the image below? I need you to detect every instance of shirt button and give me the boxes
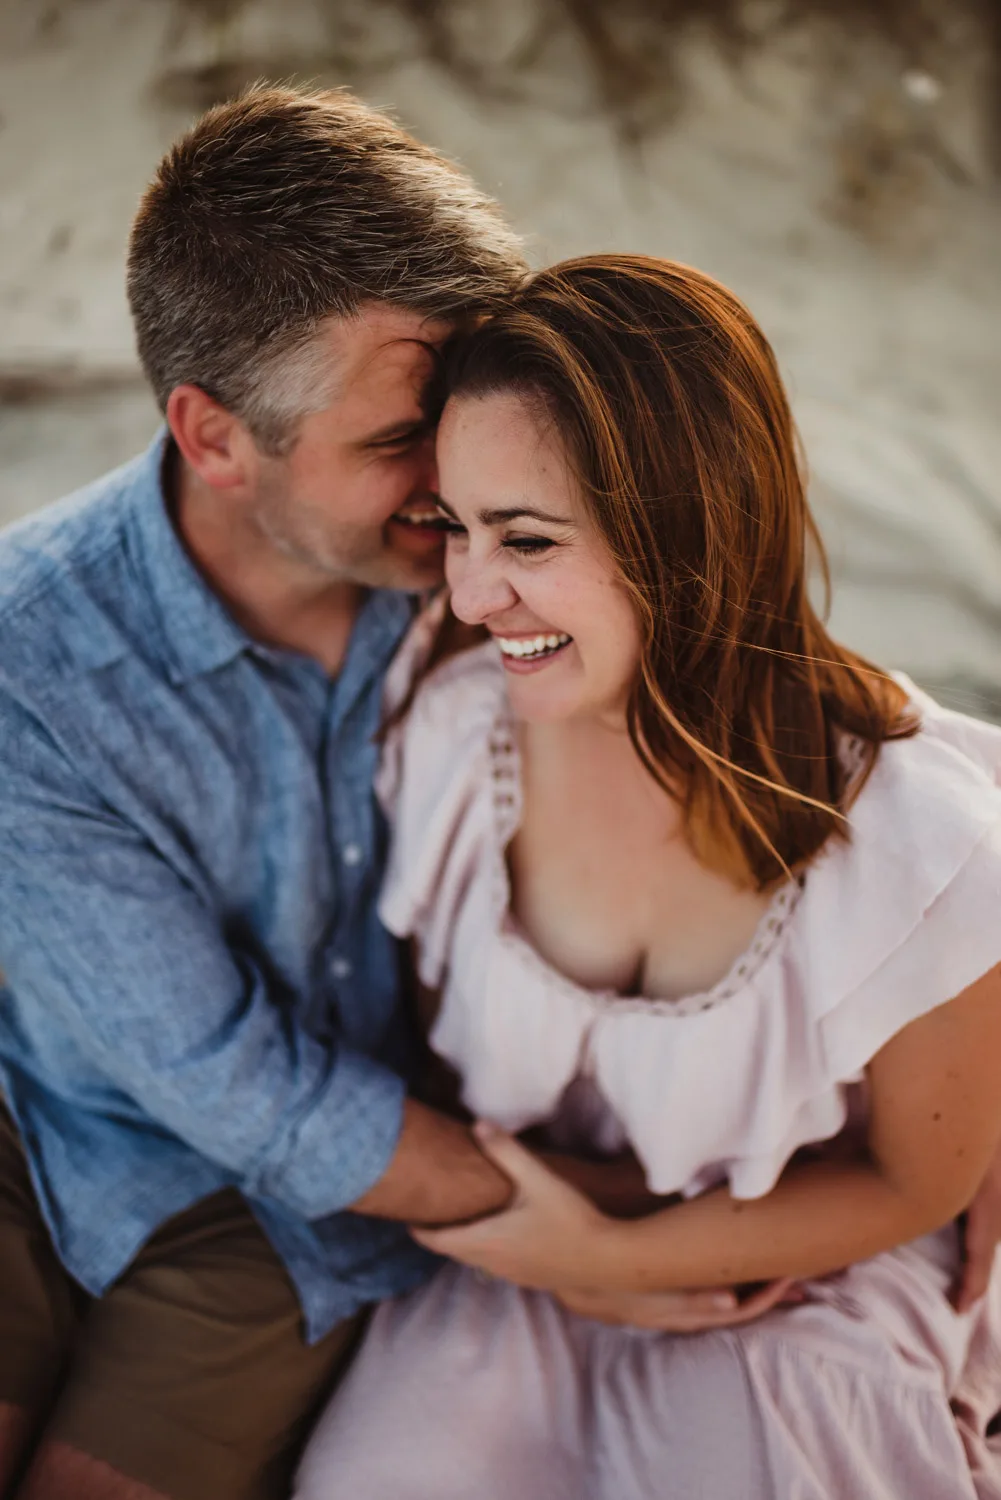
[330,956,353,980]
[342,843,363,867]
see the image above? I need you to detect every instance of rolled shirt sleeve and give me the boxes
[0,700,405,1221]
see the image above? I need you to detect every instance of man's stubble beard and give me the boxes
[251,468,440,592]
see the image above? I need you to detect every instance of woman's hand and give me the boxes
[410,1121,620,1290]
[410,1121,805,1328]
[554,1277,803,1331]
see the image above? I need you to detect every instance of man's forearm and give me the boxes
[350,1097,513,1225]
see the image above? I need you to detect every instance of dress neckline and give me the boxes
[483,699,804,1020]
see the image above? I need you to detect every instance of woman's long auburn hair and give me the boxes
[434,254,918,890]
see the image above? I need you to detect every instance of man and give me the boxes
[0,84,529,1500]
[0,82,997,1500]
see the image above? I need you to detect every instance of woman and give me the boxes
[296,256,1001,1498]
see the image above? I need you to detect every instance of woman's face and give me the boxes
[435,391,642,725]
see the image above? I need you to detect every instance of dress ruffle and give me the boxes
[378,642,1001,1202]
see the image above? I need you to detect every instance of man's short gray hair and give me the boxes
[127,83,529,453]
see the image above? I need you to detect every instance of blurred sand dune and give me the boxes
[1,0,998,716]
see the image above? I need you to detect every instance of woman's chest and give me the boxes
[507,767,770,1001]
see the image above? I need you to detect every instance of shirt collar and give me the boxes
[127,430,251,685]
[127,429,417,687]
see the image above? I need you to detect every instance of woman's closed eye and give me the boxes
[436,514,557,557]
[501,535,557,556]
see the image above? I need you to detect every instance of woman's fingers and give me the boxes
[555,1278,802,1332]
[726,1277,802,1323]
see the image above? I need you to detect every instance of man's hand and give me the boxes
[953,1138,1001,1311]
[351,1099,512,1226]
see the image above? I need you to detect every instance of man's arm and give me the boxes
[352,1098,510,1223]
[0,696,509,1226]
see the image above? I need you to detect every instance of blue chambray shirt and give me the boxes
[0,431,437,1341]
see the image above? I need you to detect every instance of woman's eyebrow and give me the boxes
[435,496,572,526]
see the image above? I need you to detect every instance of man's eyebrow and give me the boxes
[435,496,574,527]
[358,417,428,446]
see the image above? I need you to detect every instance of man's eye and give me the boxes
[371,430,424,451]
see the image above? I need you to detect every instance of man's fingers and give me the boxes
[951,1211,996,1311]
[954,1273,988,1314]
[664,1278,798,1330]
[951,1149,1001,1312]
[724,1278,800,1324]
[953,1247,992,1312]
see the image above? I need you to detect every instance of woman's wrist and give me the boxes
[577,1209,645,1291]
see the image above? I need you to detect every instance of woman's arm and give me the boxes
[413,964,1001,1294]
[604,960,1001,1292]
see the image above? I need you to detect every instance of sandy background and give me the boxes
[1,0,998,717]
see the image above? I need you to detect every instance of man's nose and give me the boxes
[414,432,439,496]
[424,443,439,497]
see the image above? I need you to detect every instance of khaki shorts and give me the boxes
[0,1102,365,1500]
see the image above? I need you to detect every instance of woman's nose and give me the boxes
[447,550,518,626]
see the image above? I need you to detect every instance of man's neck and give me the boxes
[168,449,363,677]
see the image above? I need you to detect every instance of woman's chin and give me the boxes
[498,648,629,726]
[505,674,631,731]
[504,673,586,725]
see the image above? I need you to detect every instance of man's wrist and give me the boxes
[352,1098,513,1224]
[409,1141,513,1228]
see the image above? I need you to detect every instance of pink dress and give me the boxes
[296,634,1001,1500]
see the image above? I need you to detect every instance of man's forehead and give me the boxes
[324,304,453,392]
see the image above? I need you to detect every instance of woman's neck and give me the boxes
[518,713,685,840]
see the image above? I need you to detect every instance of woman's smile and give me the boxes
[493,631,573,671]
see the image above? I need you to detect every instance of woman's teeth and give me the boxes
[496,633,571,660]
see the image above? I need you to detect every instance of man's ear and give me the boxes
[166,385,257,491]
